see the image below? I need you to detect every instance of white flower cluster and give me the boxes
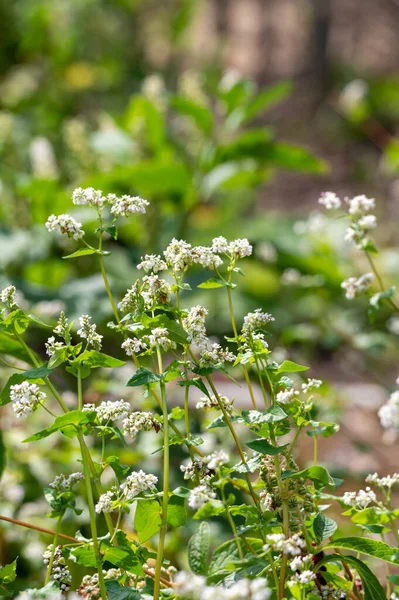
[344,195,377,249]
[288,570,316,586]
[188,478,216,510]
[45,336,64,357]
[137,254,167,274]
[83,399,130,424]
[95,490,115,514]
[120,470,158,501]
[119,276,171,313]
[211,236,253,260]
[54,311,70,341]
[72,187,106,208]
[163,238,223,273]
[174,572,271,600]
[196,392,233,412]
[43,546,72,592]
[121,337,148,356]
[342,486,376,509]
[182,305,208,348]
[180,459,209,481]
[77,315,103,350]
[242,309,275,336]
[110,194,149,217]
[49,472,84,492]
[263,533,306,556]
[318,191,341,210]
[365,472,399,488]
[46,214,85,240]
[276,388,299,405]
[259,491,274,512]
[10,382,46,418]
[122,411,159,439]
[199,343,235,368]
[379,390,399,430]
[290,554,313,572]
[0,284,19,309]
[301,378,323,393]
[205,450,230,470]
[147,327,176,351]
[341,272,374,300]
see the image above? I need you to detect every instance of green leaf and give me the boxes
[307,421,339,438]
[349,507,399,526]
[280,465,335,488]
[0,558,17,583]
[317,554,387,600]
[96,225,118,240]
[27,314,52,328]
[245,438,288,455]
[77,350,126,369]
[193,499,225,520]
[171,96,214,135]
[275,360,309,374]
[104,456,131,482]
[242,405,287,424]
[63,248,97,259]
[313,513,337,543]
[197,278,226,289]
[70,544,97,567]
[48,346,70,369]
[2,310,30,334]
[141,314,190,346]
[166,494,187,527]
[105,581,141,600]
[22,409,96,443]
[245,81,292,120]
[188,522,210,575]
[134,499,161,543]
[267,142,329,174]
[102,543,144,574]
[0,332,38,364]
[126,367,162,387]
[324,537,399,565]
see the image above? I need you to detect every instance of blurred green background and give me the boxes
[1,0,399,591]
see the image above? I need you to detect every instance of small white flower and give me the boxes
[259,491,274,511]
[182,305,208,349]
[205,450,229,470]
[49,472,84,492]
[10,382,46,418]
[242,309,275,335]
[86,399,130,424]
[301,378,323,394]
[358,214,377,230]
[191,246,223,270]
[121,470,158,501]
[45,214,85,240]
[196,392,233,412]
[291,570,316,585]
[77,315,103,350]
[122,412,159,439]
[137,254,167,274]
[346,194,375,216]
[45,336,64,357]
[342,487,376,508]
[290,554,313,572]
[164,238,193,273]
[72,187,105,208]
[147,327,176,351]
[188,482,216,510]
[365,472,399,488]
[0,285,19,309]
[228,238,253,259]
[318,191,341,210]
[263,533,305,556]
[212,236,229,253]
[199,343,235,367]
[121,337,148,356]
[379,391,399,429]
[174,571,206,599]
[109,194,149,217]
[341,272,374,300]
[95,490,116,514]
[276,388,299,404]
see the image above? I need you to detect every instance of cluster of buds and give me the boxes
[43,546,72,593]
[77,315,103,350]
[122,411,161,439]
[341,272,374,300]
[0,284,19,310]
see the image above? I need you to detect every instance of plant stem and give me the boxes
[366,251,399,311]
[76,369,107,599]
[226,284,257,409]
[44,514,63,585]
[0,514,80,542]
[153,380,169,600]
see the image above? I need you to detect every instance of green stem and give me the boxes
[98,232,121,325]
[153,380,169,600]
[76,370,107,599]
[44,514,63,585]
[365,251,399,312]
[226,283,257,409]
[313,434,318,466]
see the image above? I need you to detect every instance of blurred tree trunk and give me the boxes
[309,0,332,106]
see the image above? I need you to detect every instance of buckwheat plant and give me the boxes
[1,187,398,600]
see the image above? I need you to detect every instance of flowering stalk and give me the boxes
[44,514,63,585]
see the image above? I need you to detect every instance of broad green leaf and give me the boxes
[280,465,335,488]
[275,360,309,374]
[0,332,38,364]
[102,544,143,574]
[245,438,288,455]
[48,346,70,369]
[347,507,399,526]
[317,554,386,600]
[63,248,97,259]
[70,544,97,567]
[193,499,225,520]
[134,499,161,542]
[324,537,399,565]
[141,314,190,346]
[242,405,287,424]
[188,522,210,575]
[0,558,17,583]
[171,96,214,135]
[22,410,96,442]
[105,581,141,600]
[126,367,162,387]
[167,494,187,527]
[2,310,30,334]
[76,350,126,369]
[104,456,131,482]
[197,278,225,289]
[313,513,337,543]
[27,314,52,328]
